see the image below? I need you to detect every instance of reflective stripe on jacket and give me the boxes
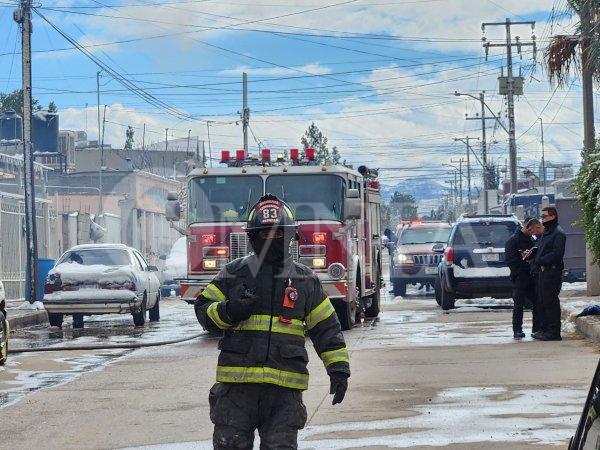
[195,254,350,390]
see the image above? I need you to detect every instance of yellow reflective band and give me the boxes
[201,283,226,302]
[320,347,349,367]
[207,302,232,329]
[248,209,255,221]
[217,366,309,390]
[305,297,335,330]
[283,205,294,220]
[234,314,305,337]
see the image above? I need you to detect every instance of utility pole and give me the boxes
[482,18,536,194]
[142,123,146,151]
[164,128,168,177]
[581,1,595,159]
[206,121,213,167]
[540,118,547,195]
[186,129,191,158]
[454,137,479,209]
[14,0,38,304]
[98,105,106,215]
[464,91,491,212]
[242,72,249,156]
[449,159,465,206]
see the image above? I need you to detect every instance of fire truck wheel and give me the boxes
[434,277,442,306]
[364,280,381,318]
[392,281,406,297]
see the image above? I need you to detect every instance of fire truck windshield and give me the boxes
[266,174,345,221]
[188,176,263,223]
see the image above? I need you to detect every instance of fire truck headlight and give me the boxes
[312,258,326,269]
[203,259,228,270]
[328,263,346,280]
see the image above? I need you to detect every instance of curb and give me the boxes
[7,310,48,330]
[561,301,600,342]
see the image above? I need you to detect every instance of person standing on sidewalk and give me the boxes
[532,206,566,341]
[505,218,543,339]
[195,194,350,449]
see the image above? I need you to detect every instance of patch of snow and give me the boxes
[562,281,587,291]
[16,300,45,310]
[562,300,598,321]
[457,297,513,306]
[43,288,137,302]
[453,266,510,278]
[51,263,135,285]
[562,321,577,334]
[161,237,187,282]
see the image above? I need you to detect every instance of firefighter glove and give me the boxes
[226,285,259,323]
[329,372,349,405]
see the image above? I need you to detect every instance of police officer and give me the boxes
[505,218,543,339]
[195,194,350,449]
[532,206,566,341]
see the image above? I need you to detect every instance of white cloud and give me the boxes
[219,63,332,77]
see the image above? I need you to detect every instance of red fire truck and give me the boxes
[165,148,382,330]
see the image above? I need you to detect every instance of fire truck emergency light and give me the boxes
[290,148,299,160]
[306,148,315,161]
[220,150,230,163]
[261,148,271,161]
[313,232,327,244]
[236,150,245,161]
[201,234,216,245]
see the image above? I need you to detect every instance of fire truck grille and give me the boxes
[229,233,299,262]
[412,254,442,266]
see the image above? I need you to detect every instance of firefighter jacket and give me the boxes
[196,254,350,391]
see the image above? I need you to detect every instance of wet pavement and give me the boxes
[1,283,598,449]
[1,299,203,409]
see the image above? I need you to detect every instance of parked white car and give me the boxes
[43,244,161,328]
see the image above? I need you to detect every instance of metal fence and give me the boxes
[0,193,58,300]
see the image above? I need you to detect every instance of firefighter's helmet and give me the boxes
[245,194,297,232]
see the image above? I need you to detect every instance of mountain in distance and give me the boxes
[379,178,447,204]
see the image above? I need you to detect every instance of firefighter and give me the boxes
[505,218,543,339]
[195,194,350,449]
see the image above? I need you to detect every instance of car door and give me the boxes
[134,251,159,302]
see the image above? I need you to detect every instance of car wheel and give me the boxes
[434,277,442,306]
[149,293,160,322]
[133,296,147,327]
[0,311,7,366]
[72,314,84,329]
[441,285,456,311]
[392,280,407,297]
[48,313,64,328]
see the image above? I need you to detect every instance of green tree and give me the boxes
[331,145,342,164]
[301,122,329,164]
[388,192,418,221]
[124,125,135,150]
[0,90,42,116]
[48,101,58,113]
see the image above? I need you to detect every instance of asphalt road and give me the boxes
[0,287,598,449]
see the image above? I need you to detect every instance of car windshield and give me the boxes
[454,222,518,247]
[266,174,345,221]
[399,227,450,244]
[188,176,263,223]
[58,249,132,266]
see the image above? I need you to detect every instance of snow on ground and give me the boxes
[562,282,588,292]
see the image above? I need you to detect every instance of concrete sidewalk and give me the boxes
[561,291,600,341]
[5,300,48,330]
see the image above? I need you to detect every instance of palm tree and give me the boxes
[545,1,598,155]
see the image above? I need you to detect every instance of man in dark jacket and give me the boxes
[195,194,350,449]
[532,206,567,341]
[505,218,543,339]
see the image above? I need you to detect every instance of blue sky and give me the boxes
[0,0,587,189]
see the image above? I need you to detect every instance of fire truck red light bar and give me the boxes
[261,148,271,161]
[236,150,245,161]
[201,234,216,245]
[306,148,315,160]
[220,150,230,163]
[290,148,299,160]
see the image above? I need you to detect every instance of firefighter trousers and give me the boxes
[209,382,308,450]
